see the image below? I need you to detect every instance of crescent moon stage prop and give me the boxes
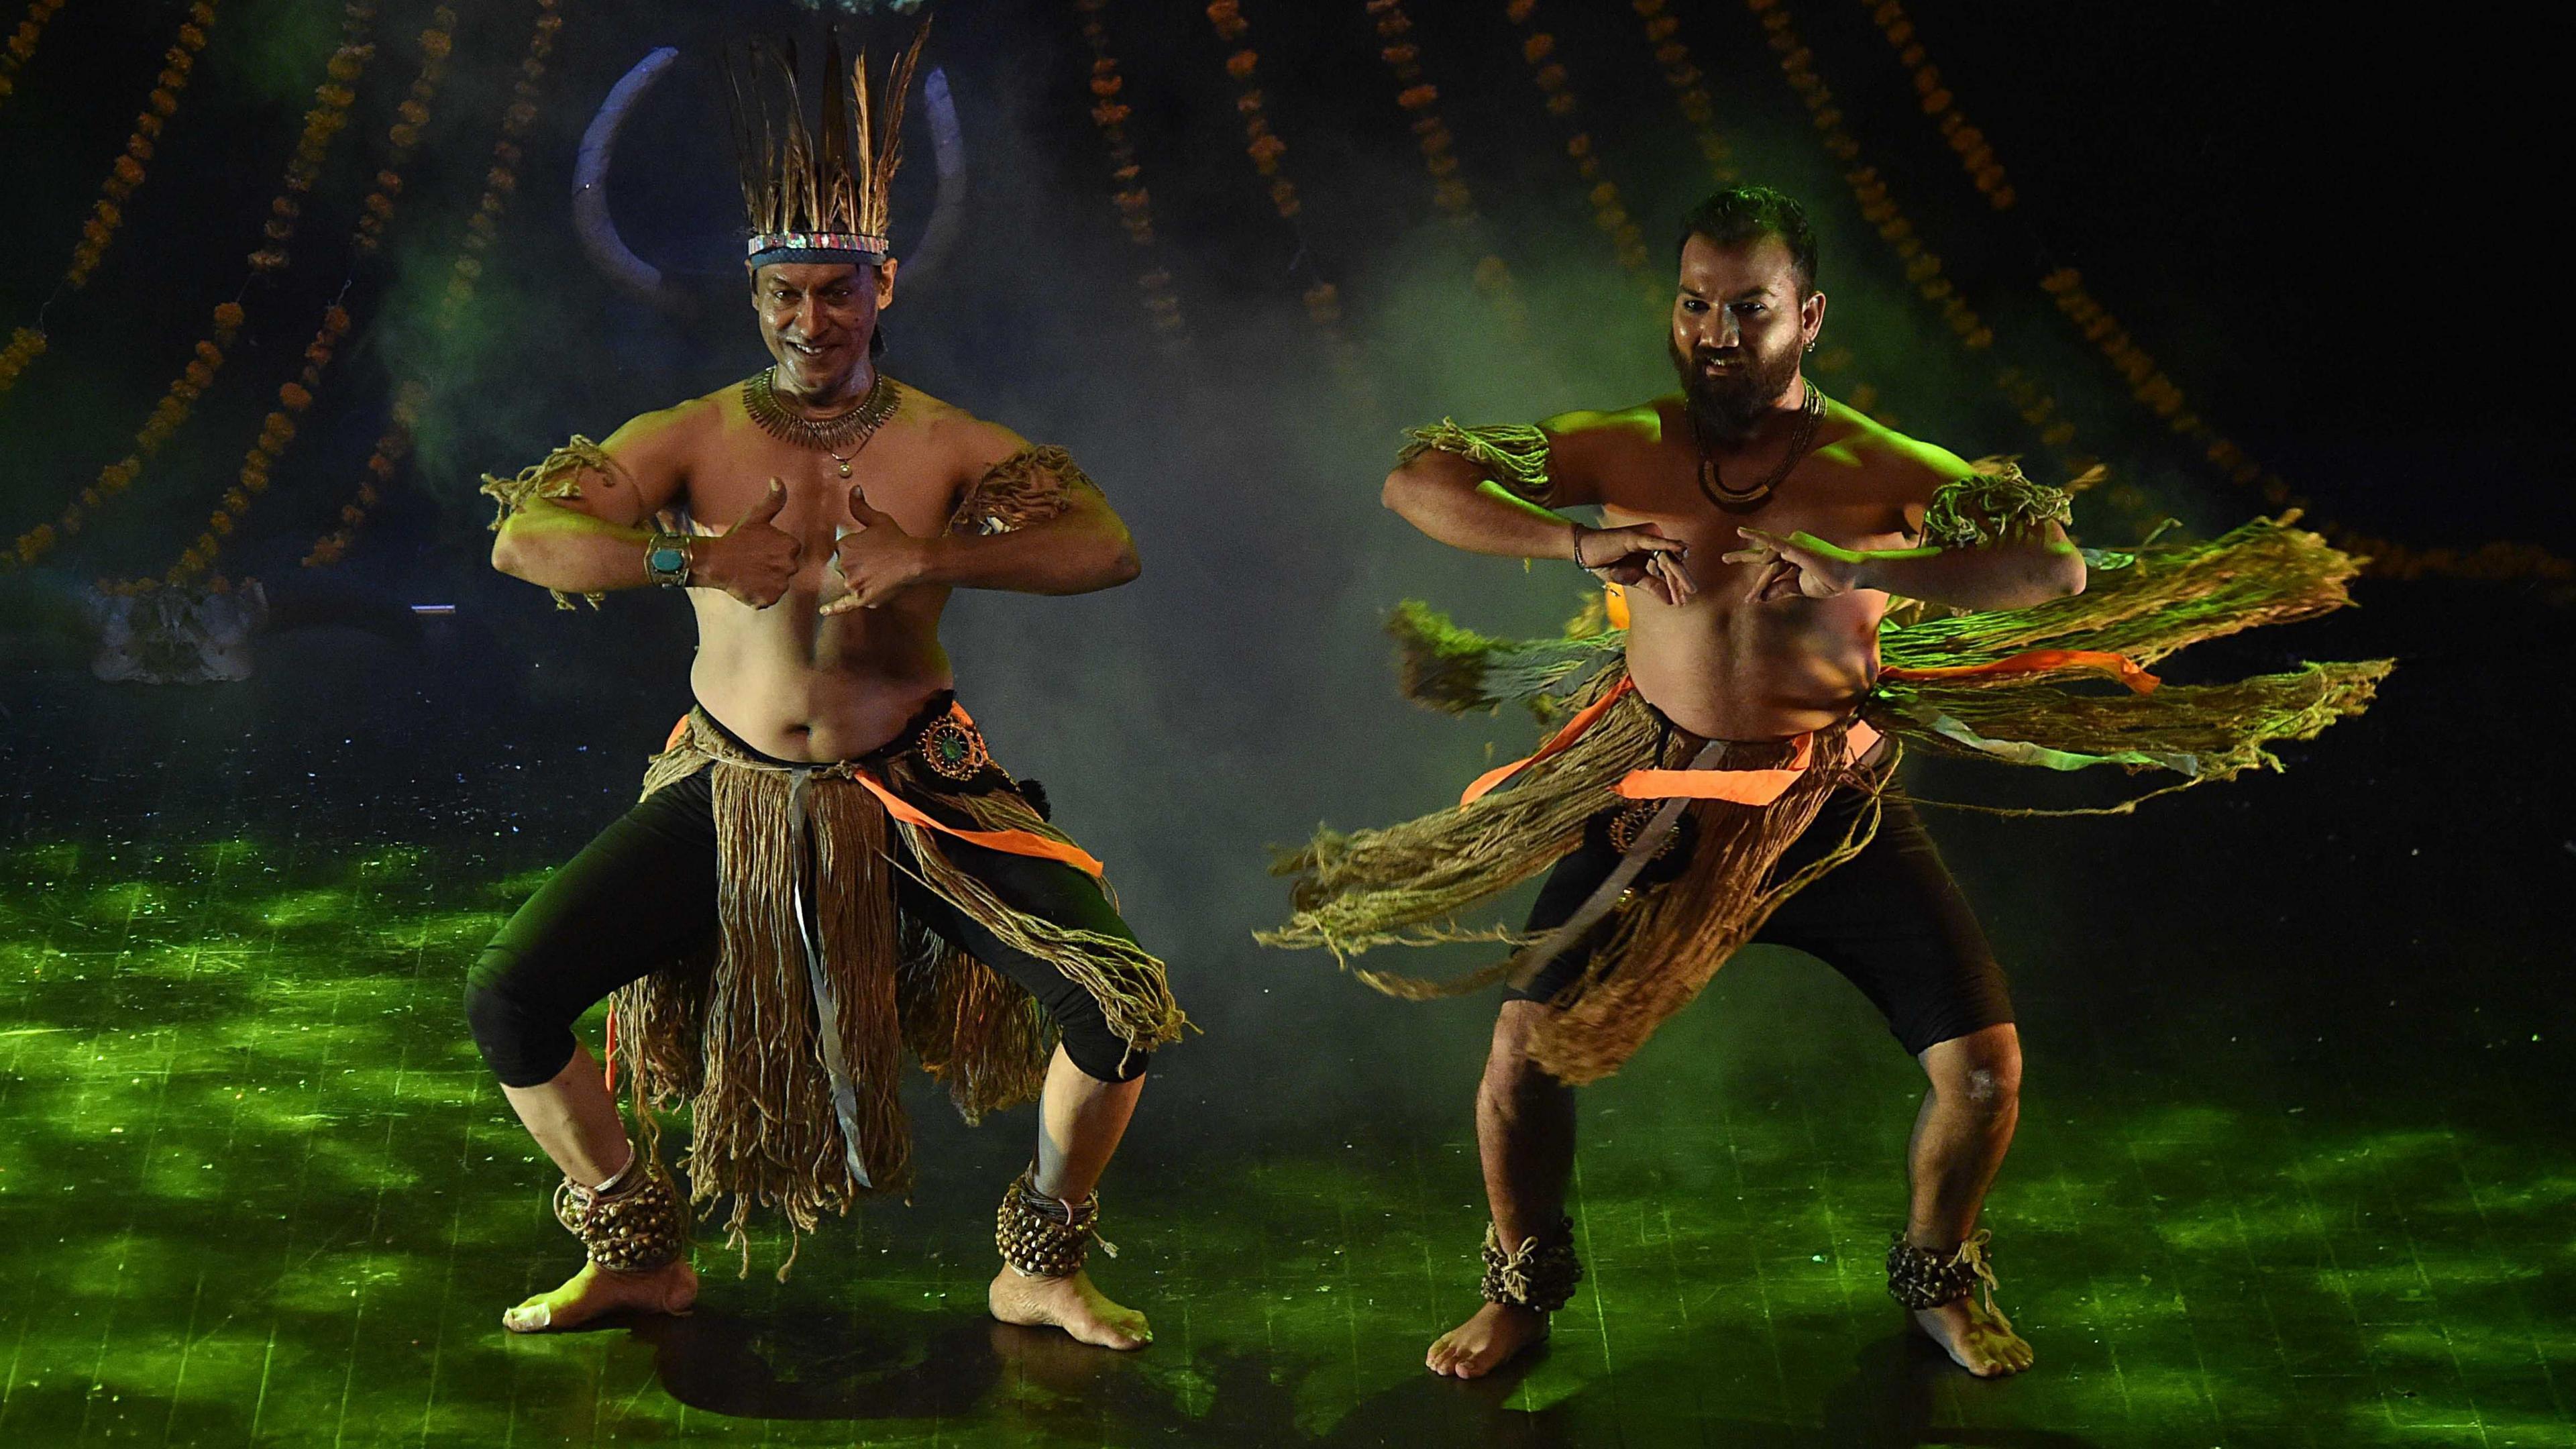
[573,49,967,316]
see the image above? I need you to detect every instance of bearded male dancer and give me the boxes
[463,30,1181,1349]
[1265,186,2386,1379]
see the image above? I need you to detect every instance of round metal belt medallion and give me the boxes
[918,715,991,782]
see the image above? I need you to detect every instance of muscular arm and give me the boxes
[1381,448,1586,561]
[924,429,1140,596]
[486,407,694,595]
[823,425,1138,614]
[1849,528,2085,610]
[1735,443,2085,612]
[1379,411,1691,598]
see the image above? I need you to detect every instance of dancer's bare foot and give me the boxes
[501,1257,697,1334]
[987,1265,1150,1350]
[1426,1301,1548,1379]
[1913,1296,2033,1377]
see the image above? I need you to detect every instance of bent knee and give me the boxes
[1947,1051,2022,1115]
[1047,996,1149,1084]
[464,943,577,1088]
[1483,1002,1573,1097]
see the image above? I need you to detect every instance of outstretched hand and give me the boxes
[1725,526,1867,603]
[1576,523,1697,606]
[692,478,802,609]
[820,483,931,615]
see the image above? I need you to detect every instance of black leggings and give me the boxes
[464,769,1149,1089]
[1505,788,2013,1056]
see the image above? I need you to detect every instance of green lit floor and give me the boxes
[2,829,2568,1448]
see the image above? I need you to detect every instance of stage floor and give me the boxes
[3,602,2569,1449]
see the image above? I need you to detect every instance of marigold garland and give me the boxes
[1200,1,1377,418]
[1740,0,2127,498]
[8,4,379,574]
[66,1,219,288]
[0,2,218,402]
[0,0,68,109]
[1360,0,1526,335]
[1856,0,2011,209]
[1501,0,1650,280]
[1071,0,1188,354]
[1629,0,1731,183]
[1841,1,2569,588]
[308,0,565,571]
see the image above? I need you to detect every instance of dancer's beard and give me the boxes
[1669,334,1805,445]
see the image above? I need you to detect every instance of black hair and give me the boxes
[1674,185,1819,294]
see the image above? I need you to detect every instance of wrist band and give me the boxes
[644,533,692,588]
[1570,521,1591,570]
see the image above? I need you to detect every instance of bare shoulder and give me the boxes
[1539,400,1663,454]
[892,382,1034,474]
[1819,401,1975,504]
[599,389,723,465]
[1540,398,1668,506]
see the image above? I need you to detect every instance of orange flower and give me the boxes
[278,382,313,412]
[213,302,244,330]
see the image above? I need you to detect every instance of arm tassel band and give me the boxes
[946,444,1102,537]
[479,435,629,610]
[1920,458,2074,549]
[1396,419,1554,504]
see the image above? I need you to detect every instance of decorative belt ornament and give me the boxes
[916,711,990,782]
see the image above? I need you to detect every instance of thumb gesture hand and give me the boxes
[731,478,789,533]
[846,482,900,531]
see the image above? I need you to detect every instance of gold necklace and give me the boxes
[743,368,902,477]
[1693,378,1827,514]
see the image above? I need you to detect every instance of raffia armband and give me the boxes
[945,444,1100,536]
[480,435,629,610]
[1395,419,1554,504]
[1920,459,2074,549]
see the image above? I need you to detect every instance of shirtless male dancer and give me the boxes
[462,33,1181,1349]
[1364,186,2080,1379]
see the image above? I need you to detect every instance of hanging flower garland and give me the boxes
[67,1,219,288]
[1856,0,2012,210]
[308,0,563,570]
[1360,0,1525,334]
[1629,0,1731,183]
[8,5,379,574]
[162,9,462,589]
[1840,2,2567,588]
[0,0,69,109]
[1200,1,1377,417]
[0,1,219,401]
[1501,0,1650,279]
[1069,0,1188,354]
[1739,0,2130,496]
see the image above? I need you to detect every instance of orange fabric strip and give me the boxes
[667,710,1105,877]
[1458,675,1639,807]
[1611,720,1880,808]
[1880,648,2159,695]
[850,769,1108,878]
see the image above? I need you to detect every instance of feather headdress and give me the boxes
[728,19,932,270]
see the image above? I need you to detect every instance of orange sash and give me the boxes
[666,705,1108,879]
[1455,677,1884,812]
[1879,647,2159,694]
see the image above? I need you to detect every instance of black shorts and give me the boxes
[1503,787,2014,1056]
[465,707,1149,1089]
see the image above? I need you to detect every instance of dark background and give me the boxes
[1,0,2567,1165]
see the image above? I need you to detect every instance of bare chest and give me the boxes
[1599,445,1916,574]
[681,421,959,556]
